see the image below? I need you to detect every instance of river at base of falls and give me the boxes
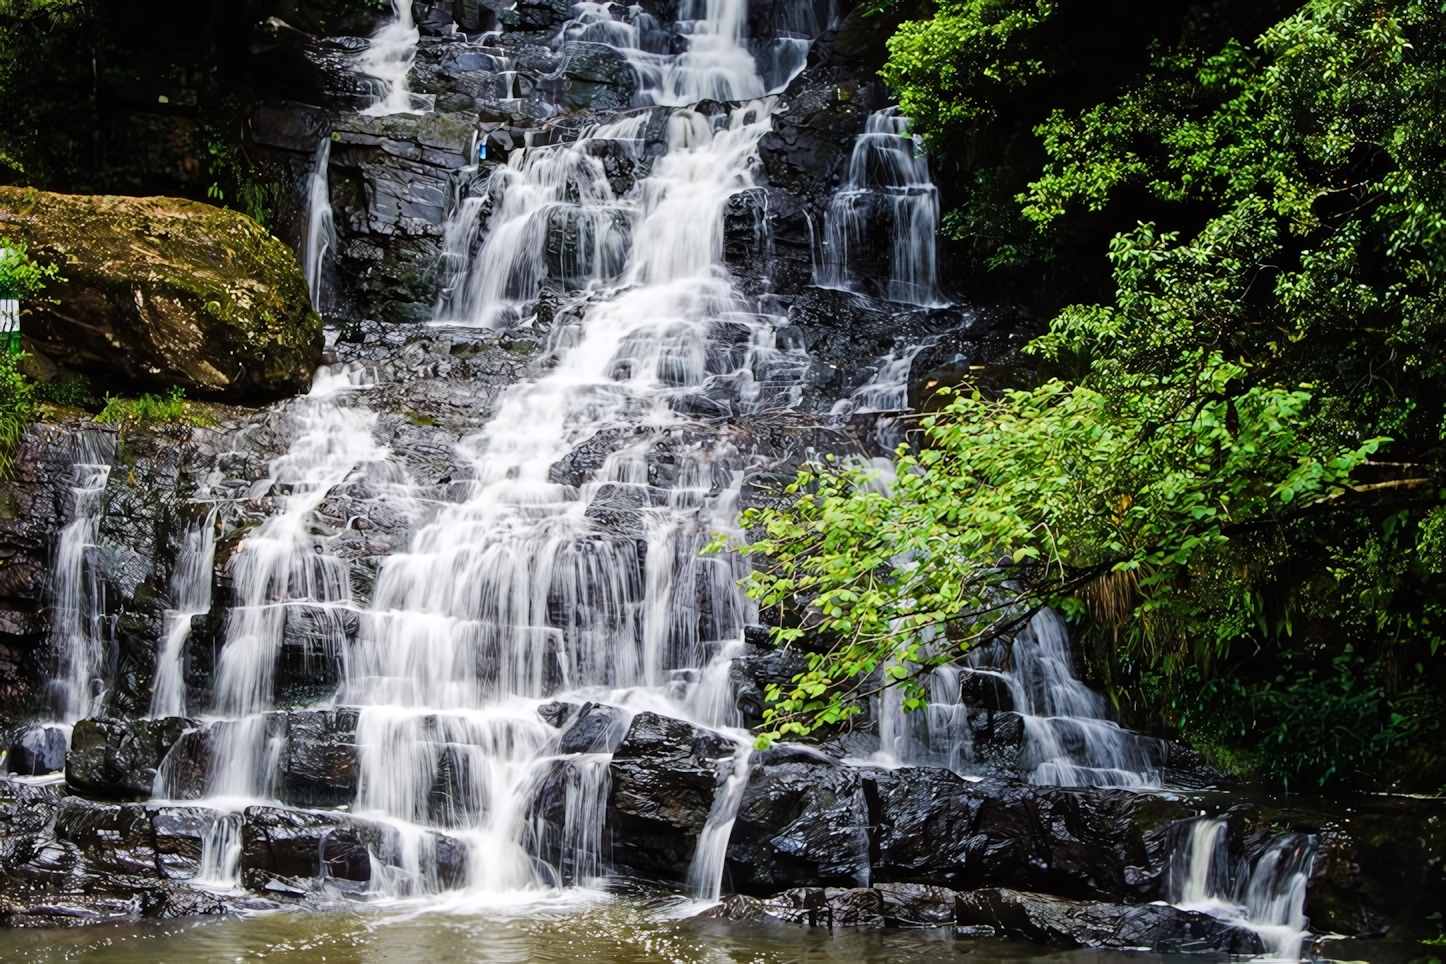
[0,900,1403,964]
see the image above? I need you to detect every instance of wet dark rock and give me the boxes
[66,717,196,800]
[725,745,870,893]
[696,892,769,922]
[560,42,638,109]
[155,726,213,800]
[278,709,360,809]
[0,894,143,928]
[240,805,374,885]
[861,766,1191,901]
[906,309,1036,410]
[760,886,831,926]
[150,806,218,881]
[556,702,630,755]
[861,766,979,888]
[54,797,161,881]
[964,710,1027,772]
[6,725,68,776]
[605,711,737,881]
[825,886,887,926]
[874,881,958,926]
[955,888,1262,953]
[727,647,810,728]
[0,188,322,401]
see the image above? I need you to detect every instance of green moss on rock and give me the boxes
[0,187,322,401]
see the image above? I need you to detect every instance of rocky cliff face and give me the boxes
[0,0,1438,955]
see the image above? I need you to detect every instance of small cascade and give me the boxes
[149,507,218,719]
[195,812,244,890]
[816,108,944,307]
[684,737,752,900]
[1002,610,1163,787]
[301,137,336,311]
[1168,816,1317,961]
[552,0,812,107]
[881,609,1164,787]
[435,114,646,329]
[48,431,114,723]
[360,0,427,115]
[212,395,386,718]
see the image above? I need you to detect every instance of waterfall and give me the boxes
[685,736,753,900]
[435,114,646,329]
[555,0,810,106]
[149,507,218,719]
[48,432,114,723]
[301,137,336,312]
[212,394,385,718]
[816,108,945,308]
[166,0,786,903]
[361,0,426,116]
[879,609,1164,787]
[195,812,244,890]
[1168,817,1317,961]
[1004,610,1163,787]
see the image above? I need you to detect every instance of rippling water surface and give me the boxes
[0,898,1206,964]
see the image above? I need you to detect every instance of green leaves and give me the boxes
[0,239,59,300]
[747,0,1446,785]
[730,352,1379,740]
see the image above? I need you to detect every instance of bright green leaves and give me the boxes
[0,239,59,300]
[728,352,1379,741]
[881,0,1054,155]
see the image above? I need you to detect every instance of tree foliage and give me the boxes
[736,0,1446,788]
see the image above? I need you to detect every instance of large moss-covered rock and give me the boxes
[0,187,322,400]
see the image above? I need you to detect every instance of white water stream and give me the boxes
[301,137,336,310]
[816,108,943,307]
[18,0,1289,931]
[1168,817,1316,960]
[361,0,427,115]
[148,507,217,719]
[48,431,113,724]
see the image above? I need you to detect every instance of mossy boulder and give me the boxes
[0,187,322,401]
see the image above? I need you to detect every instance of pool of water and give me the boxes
[0,896,1420,964]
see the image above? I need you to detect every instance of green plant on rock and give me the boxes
[96,386,215,428]
[736,0,1446,788]
[0,352,32,476]
[0,238,59,301]
[31,371,95,409]
[198,95,280,229]
[0,240,53,474]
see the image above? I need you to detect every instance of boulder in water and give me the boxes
[605,710,737,881]
[725,745,870,893]
[240,805,373,888]
[6,724,69,775]
[0,187,322,401]
[955,887,1263,954]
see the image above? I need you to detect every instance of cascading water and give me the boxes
[557,0,813,106]
[1167,816,1317,961]
[148,507,217,719]
[164,0,803,903]
[361,0,427,115]
[48,431,114,724]
[301,136,336,311]
[879,609,1164,787]
[816,108,944,307]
